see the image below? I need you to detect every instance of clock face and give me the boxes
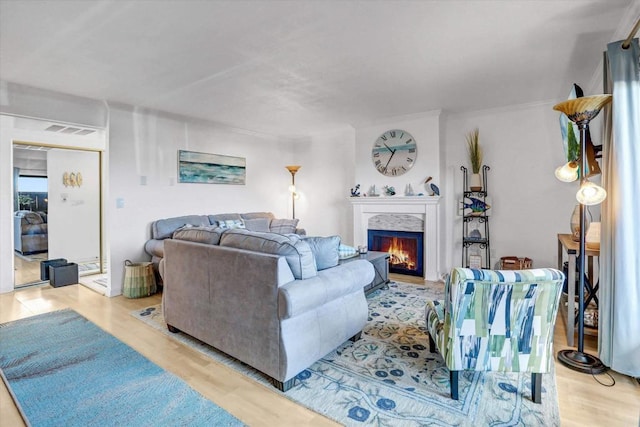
[371,129,417,176]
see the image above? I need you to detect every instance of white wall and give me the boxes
[291,128,356,242]
[47,149,100,264]
[442,102,584,271]
[106,107,360,295]
[106,105,300,295]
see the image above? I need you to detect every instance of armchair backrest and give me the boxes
[442,268,564,373]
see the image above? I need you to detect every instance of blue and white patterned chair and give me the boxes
[425,267,564,403]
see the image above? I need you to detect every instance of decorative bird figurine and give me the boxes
[462,197,491,214]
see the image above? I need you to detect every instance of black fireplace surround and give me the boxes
[368,229,424,277]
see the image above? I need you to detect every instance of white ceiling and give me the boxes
[0,0,635,138]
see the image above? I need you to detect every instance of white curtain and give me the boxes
[599,39,640,377]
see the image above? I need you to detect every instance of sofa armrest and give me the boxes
[278,259,374,319]
[144,239,165,258]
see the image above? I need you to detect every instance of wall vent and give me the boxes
[45,124,96,136]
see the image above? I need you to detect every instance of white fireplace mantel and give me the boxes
[349,196,441,281]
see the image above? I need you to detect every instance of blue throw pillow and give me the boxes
[303,236,340,270]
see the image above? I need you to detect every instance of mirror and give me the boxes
[13,144,102,288]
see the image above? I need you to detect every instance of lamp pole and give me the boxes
[577,120,588,355]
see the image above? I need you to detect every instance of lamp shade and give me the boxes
[576,181,607,205]
[285,165,301,175]
[555,161,579,182]
[553,95,612,123]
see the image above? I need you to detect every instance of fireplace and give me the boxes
[349,196,441,281]
[368,229,424,277]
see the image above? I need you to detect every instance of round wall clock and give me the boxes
[371,129,417,176]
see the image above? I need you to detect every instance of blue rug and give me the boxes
[134,281,560,426]
[0,309,243,427]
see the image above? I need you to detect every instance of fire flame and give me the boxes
[386,237,416,270]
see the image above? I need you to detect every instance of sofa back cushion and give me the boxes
[303,236,340,270]
[152,215,210,239]
[220,229,317,279]
[208,213,242,225]
[16,211,44,225]
[269,218,299,234]
[172,226,224,245]
[243,218,271,232]
[240,212,276,221]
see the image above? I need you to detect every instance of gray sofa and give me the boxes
[14,211,48,254]
[161,227,374,391]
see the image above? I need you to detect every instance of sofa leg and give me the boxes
[349,331,362,342]
[531,373,542,404]
[167,324,180,333]
[428,333,436,353]
[450,371,459,400]
[273,377,296,392]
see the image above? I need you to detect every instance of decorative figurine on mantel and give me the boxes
[368,185,380,196]
[405,183,415,196]
[350,184,361,197]
[424,176,440,196]
[383,185,396,196]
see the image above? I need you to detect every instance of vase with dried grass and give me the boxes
[466,128,483,191]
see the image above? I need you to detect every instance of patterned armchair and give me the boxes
[425,267,564,403]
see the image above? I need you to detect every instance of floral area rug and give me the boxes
[132,281,560,426]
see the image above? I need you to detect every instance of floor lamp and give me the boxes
[285,165,301,219]
[553,94,611,374]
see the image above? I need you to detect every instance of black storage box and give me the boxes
[49,263,78,288]
[40,258,68,281]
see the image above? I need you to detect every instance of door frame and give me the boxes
[1,114,108,294]
[12,142,105,287]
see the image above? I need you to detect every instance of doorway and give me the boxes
[13,143,105,289]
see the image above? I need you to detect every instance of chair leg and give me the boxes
[349,331,362,342]
[450,371,459,400]
[531,373,542,403]
[428,333,436,353]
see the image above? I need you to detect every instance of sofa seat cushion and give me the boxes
[172,226,224,245]
[278,259,374,319]
[220,229,317,279]
[303,236,340,270]
[152,215,210,239]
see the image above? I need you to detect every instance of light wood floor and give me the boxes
[1,275,638,426]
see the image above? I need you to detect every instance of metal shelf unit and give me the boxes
[461,165,491,268]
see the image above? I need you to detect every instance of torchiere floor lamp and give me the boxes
[285,165,301,219]
[553,94,611,374]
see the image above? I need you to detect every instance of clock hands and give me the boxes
[383,142,395,153]
[383,148,396,173]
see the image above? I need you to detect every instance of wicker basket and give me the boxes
[499,256,533,270]
[123,260,157,298]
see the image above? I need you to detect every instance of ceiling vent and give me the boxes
[45,124,96,136]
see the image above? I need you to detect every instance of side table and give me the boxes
[557,233,599,346]
[339,251,390,295]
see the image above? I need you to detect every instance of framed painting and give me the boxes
[178,150,246,185]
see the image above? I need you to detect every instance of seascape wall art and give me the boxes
[178,150,246,185]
